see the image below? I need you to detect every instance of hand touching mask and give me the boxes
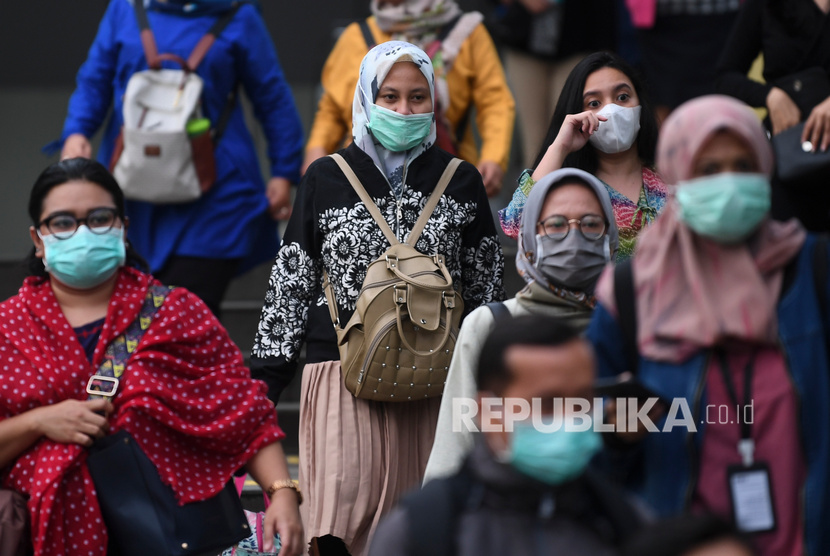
[589,104,641,154]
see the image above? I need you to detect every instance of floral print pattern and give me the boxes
[252,180,504,363]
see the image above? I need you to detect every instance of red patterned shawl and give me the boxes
[0,267,284,556]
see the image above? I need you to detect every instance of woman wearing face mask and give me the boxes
[588,95,830,556]
[251,42,504,556]
[500,51,665,261]
[301,0,515,198]
[0,158,303,556]
[423,166,618,483]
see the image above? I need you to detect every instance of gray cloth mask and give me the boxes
[535,232,611,294]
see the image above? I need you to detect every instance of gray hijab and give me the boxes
[516,168,619,293]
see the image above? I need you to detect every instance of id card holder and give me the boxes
[727,462,776,534]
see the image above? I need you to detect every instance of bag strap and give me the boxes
[423,14,462,58]
[329,153,399,246]
[406,157,462,247]
[133,1,241,71]
[187,4,242,70]
[359,19,375,50]
[486,301,510,322]
[212,84,239,143]
[613,259,639,375]
[86,285,170,400]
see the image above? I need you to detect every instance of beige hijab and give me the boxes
[596,95,806,363]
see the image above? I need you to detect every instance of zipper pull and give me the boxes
[396,199,403,222]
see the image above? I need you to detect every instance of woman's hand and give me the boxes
[766,87,801,136]
[246,442,304,555]
[803,96,830,152]
[532,110,605,180]
[263,488,304,555]
[477,160,504,198]
[35,399,112,446]
[61,133,92,160]
[266,177,293,221]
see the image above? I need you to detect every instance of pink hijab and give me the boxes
[596,95,806,362]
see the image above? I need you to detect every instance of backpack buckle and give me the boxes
[386,254,399,270]
[442,291,455,309]
[86,375,119,398]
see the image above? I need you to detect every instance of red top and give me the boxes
[0,267,284,556]
[692,344,805,556]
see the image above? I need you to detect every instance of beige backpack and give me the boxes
[323,154,464,402]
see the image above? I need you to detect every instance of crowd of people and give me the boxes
[1,0,829,555]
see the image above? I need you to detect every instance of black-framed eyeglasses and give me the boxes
[38,208,120,240]
[537,214,606,241]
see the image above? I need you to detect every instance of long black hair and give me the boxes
[532,51,659,174]
[27,157,149,277]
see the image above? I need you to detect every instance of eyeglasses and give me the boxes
[38,208,120,240]
[537,214,606,240]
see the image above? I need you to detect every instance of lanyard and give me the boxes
[716,349,757,466]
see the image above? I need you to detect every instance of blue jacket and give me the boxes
[60,0,304,272]
[588,234,830,556]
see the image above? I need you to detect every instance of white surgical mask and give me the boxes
[588,104,641,154]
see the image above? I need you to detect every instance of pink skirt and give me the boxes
[298,360,440,556]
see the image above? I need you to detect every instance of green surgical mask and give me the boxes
[507,421,602,485]
[40,226,126,289]
[675,173,771,243]
[366,104,433,152]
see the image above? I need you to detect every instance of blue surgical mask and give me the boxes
[674,173,771,243]
[506,421,602,485]
[366,104,433,152]
[39,226,126,289]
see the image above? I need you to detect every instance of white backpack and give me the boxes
[109,2,239,203]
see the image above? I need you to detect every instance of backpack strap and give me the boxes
[212,84,239,144]
[486,301,510,322]
[133,1,241,71]
[402,464,476,556]
[423,14,462,58]
[329,153,398,246]
[134,1,162,69]
[613,259,639,375]
[359,19,376,50]
[187,4,242,70]
[406,158,462,246]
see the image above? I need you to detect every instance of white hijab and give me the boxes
[352,41,437,197]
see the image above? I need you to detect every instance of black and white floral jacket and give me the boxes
[250,144,505,403]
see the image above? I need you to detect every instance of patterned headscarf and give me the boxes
[371,0,462,36]
[352,41,437,196]
[596,95,806,362]
[370,1,482,118]
[516,168,618,306]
